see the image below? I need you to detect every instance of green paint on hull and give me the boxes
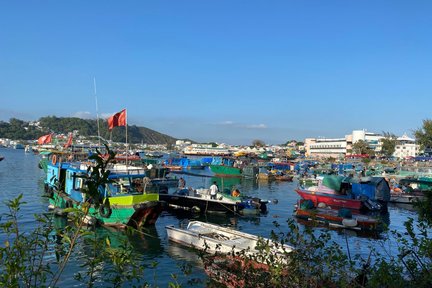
[49,192,161,227]
[209,165,242,177]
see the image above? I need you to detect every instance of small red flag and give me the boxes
[64,133,73,148]
[107,109,127,130]
[38,134,52,145]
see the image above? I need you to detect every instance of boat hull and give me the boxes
[295,188,363,210]
[160,193,239,214]
[48,191,164,228]
[295,205,381,232]
[166,221,293,257]
[209,165,242,177]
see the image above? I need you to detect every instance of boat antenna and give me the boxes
[94,77,101,146]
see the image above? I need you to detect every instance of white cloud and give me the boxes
[219,121,234,125]
[244,124,267,129]
[73,111,93,119]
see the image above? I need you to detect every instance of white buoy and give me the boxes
[342,218,358,227]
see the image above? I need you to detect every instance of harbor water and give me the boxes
[0,148,419,287]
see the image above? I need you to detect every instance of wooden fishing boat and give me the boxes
[294,200,382,232]
[45,162,165,228]
[166,221,293,258]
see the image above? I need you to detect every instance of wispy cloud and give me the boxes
[73,111,93,119]
[243,124,267,129]
[220,120,234,125]
[214,121,267,129]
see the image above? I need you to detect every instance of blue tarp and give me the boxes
[351,183,375,199]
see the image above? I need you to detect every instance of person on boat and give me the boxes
[209,181,219,199]
[231,189,241,197]
[178,177,186,189]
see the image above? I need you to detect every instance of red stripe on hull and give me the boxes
[295,189,363,210]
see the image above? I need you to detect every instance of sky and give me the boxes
[1,1,431,145]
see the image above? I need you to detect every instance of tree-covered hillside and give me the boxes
[0,116,179,145]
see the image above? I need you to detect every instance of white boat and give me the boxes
[389,192,425,204]
[166,221,293,262]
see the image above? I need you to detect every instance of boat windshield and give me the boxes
[105,177,145,196]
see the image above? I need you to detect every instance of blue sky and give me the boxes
[1,1,431,145]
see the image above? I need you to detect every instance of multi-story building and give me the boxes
[304,129,416,159]
[394,134,419,159]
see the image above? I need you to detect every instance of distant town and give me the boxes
[0,128,423,161]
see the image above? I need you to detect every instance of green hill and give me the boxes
[0,116,180,145]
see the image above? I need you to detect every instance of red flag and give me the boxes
[107,109,127,130]
[64,133,73,148]
[38,134,52,145]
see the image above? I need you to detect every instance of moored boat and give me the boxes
[296,175,390,211]
[160,187,267,215]
[294,200,383,233]
[166,221,293,259]
[209,164,242,177]
[295,188,364,210]
[45,161,165,228]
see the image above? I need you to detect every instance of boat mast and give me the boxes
[94,77,101,147]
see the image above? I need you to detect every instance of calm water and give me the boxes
[0,148,418,287]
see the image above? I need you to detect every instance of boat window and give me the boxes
[106,182,121,195]
[72,172,84,191]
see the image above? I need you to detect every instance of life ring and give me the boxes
[99,204,112,218]
[52,155,57,165]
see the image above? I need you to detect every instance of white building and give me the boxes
[305,137,347,158]
[305,130,387,158]
[394,134,419,159]
[305,130,420,159]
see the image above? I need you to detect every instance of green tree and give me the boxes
[352,140,372,155]
[381,132,397,158]
[414,119,432,152]
[252,139,265,147]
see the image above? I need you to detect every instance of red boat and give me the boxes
[295,188,364,210]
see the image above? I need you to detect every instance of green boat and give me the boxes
[209,165,242,177]
[45,162,165,228]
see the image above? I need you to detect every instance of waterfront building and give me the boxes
[182,143,231,156]
[394,134,419,159]
[305,130,420,159]
[304,129,401,159]
[304,137,347,159]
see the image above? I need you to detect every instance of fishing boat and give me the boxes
[210,164,242,177]
[294,200,383,233]
[256,169,276,181]
[45,161,165,229]
[209,157,242,177]
[295,187,365,210]
[296,175,390,211]
[389,190,425,204]
[160,187,268,215]
[166,221,293,258]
